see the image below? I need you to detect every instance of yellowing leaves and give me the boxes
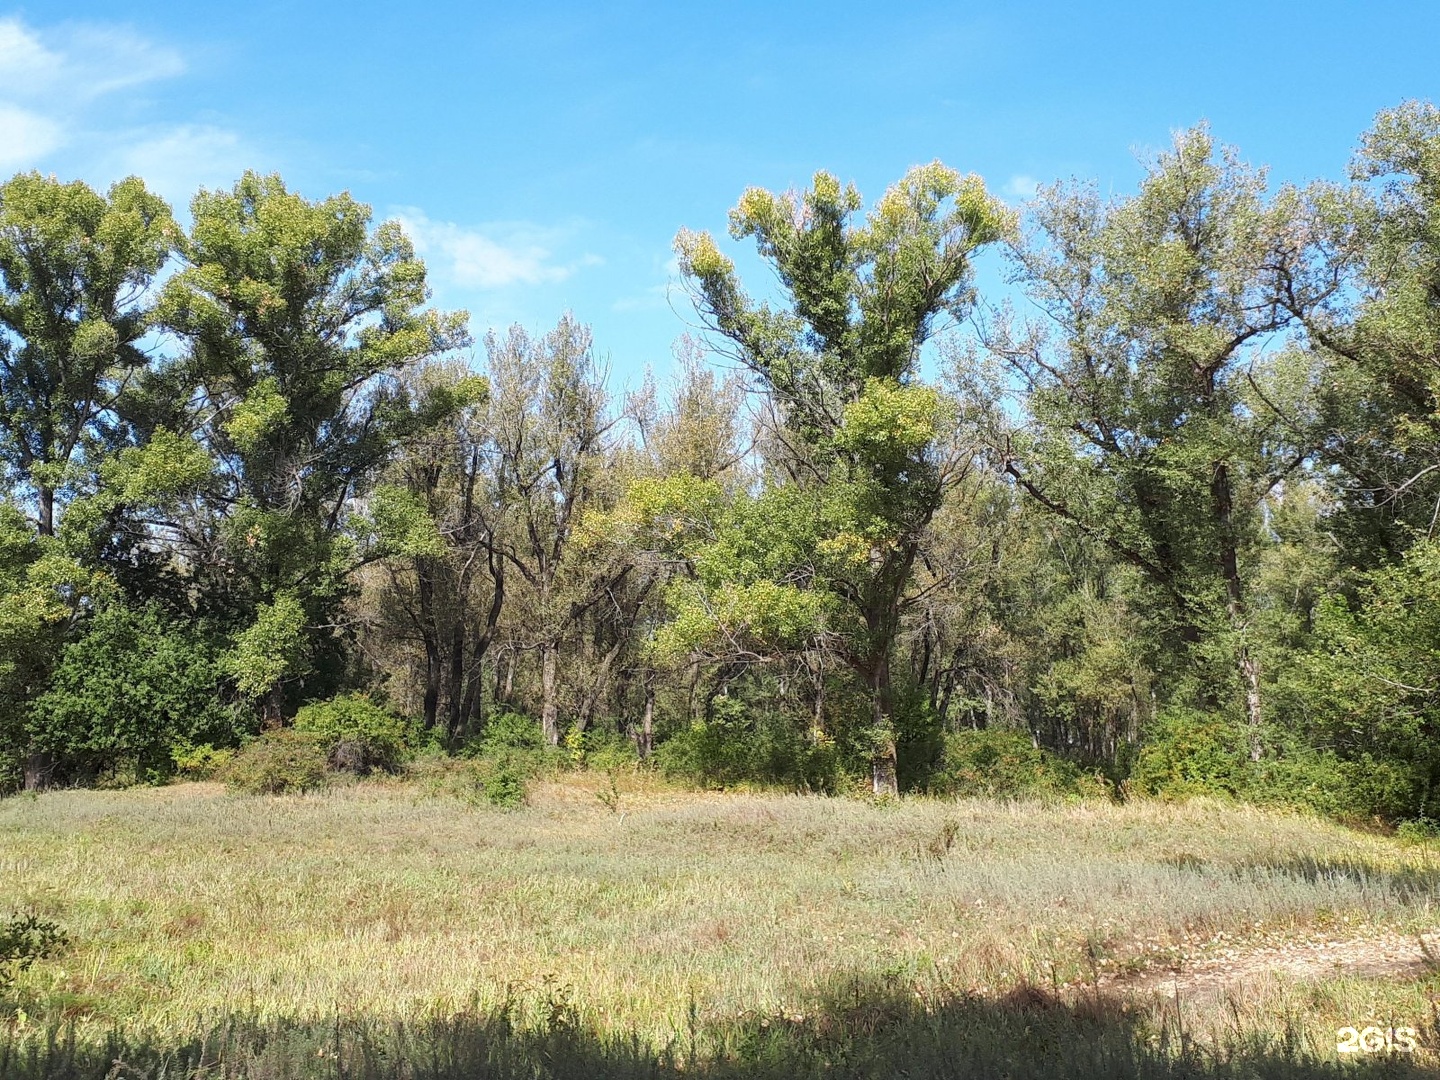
[653,579,823,660]
[835,378,942,457]
[224,379,288,454]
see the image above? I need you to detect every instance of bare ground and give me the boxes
[1107,931,1440,998]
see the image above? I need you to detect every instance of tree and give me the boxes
[154,172,468,722]
[0,173,175,537]
[985,127,1337,758]
[1305,102,1440,561]
[483,315,621,745]
[675,165,1009,793]
[362,361,497,740]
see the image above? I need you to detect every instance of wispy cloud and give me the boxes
[103,124,257,205]
[395,208,601,290]
[1004,174,1039,201]
[0,16,251,198]
[0,18,184,103]
[0,103,62,169]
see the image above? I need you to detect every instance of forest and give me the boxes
[3,99,1440,824]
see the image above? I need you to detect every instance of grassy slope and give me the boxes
[1,775,1438,1075]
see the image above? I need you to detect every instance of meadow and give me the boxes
[1,774,1438,1078]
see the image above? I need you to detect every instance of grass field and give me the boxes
[1,773,1438,1077]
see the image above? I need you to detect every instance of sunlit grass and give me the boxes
[1,775,1437,1074]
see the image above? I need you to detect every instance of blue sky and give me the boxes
[4,1,1438,389]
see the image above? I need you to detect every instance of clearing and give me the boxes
[1,776,1438,1076]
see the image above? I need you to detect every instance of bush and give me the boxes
[219,730,329,794]
[171,742,234,780]
[0,914,66,995]
[293,694,415,774]
[469,710,546,753]
[653,698,845,792]
[29,602,240,784]
[1129,708,1251,800]
[930,727,1108,800]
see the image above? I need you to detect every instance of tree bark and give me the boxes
[540,641,560,745]
[869,653,898,797]
[37,485,55,538]
[639,680,654,759]
[23,751,53,792]
[1213,460,1263,759]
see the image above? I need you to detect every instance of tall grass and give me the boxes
[0,777,1437,1076]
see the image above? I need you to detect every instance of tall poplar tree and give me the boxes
[675,165,1008,793]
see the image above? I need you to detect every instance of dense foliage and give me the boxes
[5,104,1440,821]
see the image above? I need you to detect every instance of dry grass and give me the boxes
[1,774,1438,1072]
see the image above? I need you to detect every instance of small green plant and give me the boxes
[480,756,528,809]
[595,769,622,814]
[219,730,329,794]
[0,914,67,994]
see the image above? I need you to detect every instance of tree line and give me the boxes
[3,103,1440,819]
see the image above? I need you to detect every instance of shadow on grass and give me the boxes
[0,979,1431,1079]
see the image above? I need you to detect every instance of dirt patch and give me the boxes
[1107,932,1439,998]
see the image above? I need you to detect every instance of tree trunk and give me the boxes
[869,653,898,797]
[262,684,285,729]
[540,641,560,745]
[37,485,55,538]
[1212,460,1263,759]
[417,557,440,731]
[23,750,53,791]
[639,680,654,759]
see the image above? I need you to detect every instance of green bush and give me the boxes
[293,694,415,774]
[219,730,329,794]
[931,727,1108,799]
[170,742,234,780]
[470,710,546,753]
[567,726,640,772]
[653,698,845,792]
[1129,708,1251,800]
[0,914,66,995]
[29,602,240,784]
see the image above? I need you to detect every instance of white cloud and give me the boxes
[105,124,255,206]
[1004,174,1039,200]
[395,208,600,290]
[0,16,189,170]
[0,17,184,103]
[0,104,62,169]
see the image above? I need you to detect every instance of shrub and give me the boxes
[931,727,1108,799]
[171,742,234,780]
[653,698,845,792]
[569,726,640,772]
[476,753,530,808]
[1129,707,1251,800]
[293,694,415,774]
[0,914,67,994]
[29,602,240,784]
[470,710,546,753]
[219,730,329,794]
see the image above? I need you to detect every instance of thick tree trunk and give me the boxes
[23,751,53,792]
[37,486,55,538]
[540,641,560,745]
